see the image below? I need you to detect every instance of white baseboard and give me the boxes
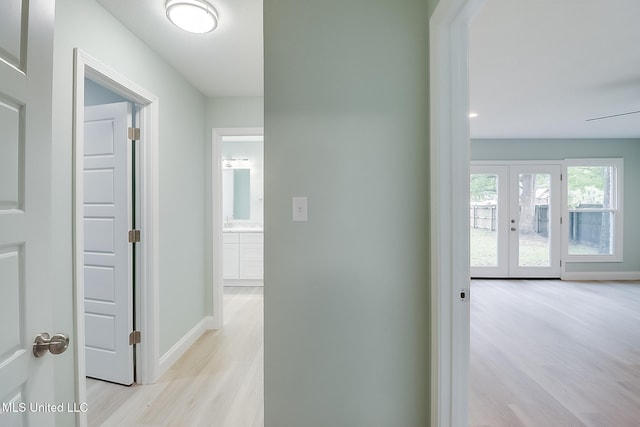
[158,316,214,377]
[561,271,640,281]
[205,315,220,330]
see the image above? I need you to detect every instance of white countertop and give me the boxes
[223,227,263,233]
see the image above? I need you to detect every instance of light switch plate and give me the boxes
[292,197,308,222]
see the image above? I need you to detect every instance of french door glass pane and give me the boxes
[470,174,498,267]
[518,173,551,267]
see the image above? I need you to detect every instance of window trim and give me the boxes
[562,158,624,263]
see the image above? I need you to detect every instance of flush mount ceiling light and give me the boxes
[166,0,218,34]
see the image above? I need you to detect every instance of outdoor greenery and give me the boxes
[470,227,598,267]
[567,166,610,209]
[470,228,550,267]
[471,167,612,207]
[469,228,498,266]
[469,166,615,266]
[470,174,497,203]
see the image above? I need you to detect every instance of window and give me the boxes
[564,158,623,262]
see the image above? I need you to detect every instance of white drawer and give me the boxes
[223,232,239,243]
[239,232,263,244]
[239,244,263,262]
[240,261,263,279]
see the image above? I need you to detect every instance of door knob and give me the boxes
[33,333,70,358]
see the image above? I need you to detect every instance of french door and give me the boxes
[470,163,561,278]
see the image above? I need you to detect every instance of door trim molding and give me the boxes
[430,0,485,425]
[72,49,160,426]
[472,160,564,166]
[211,127,264,329]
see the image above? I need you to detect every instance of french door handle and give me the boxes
[33,332,70,357]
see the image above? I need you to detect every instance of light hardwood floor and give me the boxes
[87,286,263,427]
[470,279,640,427]
[87,280,640,426]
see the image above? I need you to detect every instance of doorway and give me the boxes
[470,163,561,278]
[73,49,160,426]
[212,128,264,328]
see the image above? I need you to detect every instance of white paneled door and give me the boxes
[470,164,561,278]
[83,102,134,385]
[0,1,57,426]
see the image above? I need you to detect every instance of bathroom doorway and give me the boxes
[212,128,264,328]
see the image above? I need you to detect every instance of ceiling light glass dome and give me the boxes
[166,0,218,34]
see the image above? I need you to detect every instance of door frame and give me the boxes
[211,127,264,329]
[72,49,160,425]
[430,0,485,425]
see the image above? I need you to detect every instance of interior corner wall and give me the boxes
[264,0,431,425]
[471,138,640,274]
[52,0,208,421]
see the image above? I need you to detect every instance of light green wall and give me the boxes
[207,96,264,129]
[84,78,128,106]
[264,0,431,425]
[52,1,208,422]
[472,138,640,273]
[429,0,441,15]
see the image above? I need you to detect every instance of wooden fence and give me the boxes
[470,203,603,246]
[469,205,496,231]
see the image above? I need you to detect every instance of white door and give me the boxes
[470,164,561,278]
[83,102,134,385]
[0,1,58,426]
[469,165,509,277]
[509,164,561,277]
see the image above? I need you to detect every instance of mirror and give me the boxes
[221,135,263,228]
[223,168,250,220]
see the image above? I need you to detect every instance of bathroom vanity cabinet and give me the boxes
[223,232,263,281]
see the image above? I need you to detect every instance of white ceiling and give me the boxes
[470,0,640,139]
[97,0,263,97]
[97,0,640,139]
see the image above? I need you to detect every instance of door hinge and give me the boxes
[560,216,563,225]
[560,173,563,181]
[128,127,140,141]
[129,331,141,345]
[128,229,141,243]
